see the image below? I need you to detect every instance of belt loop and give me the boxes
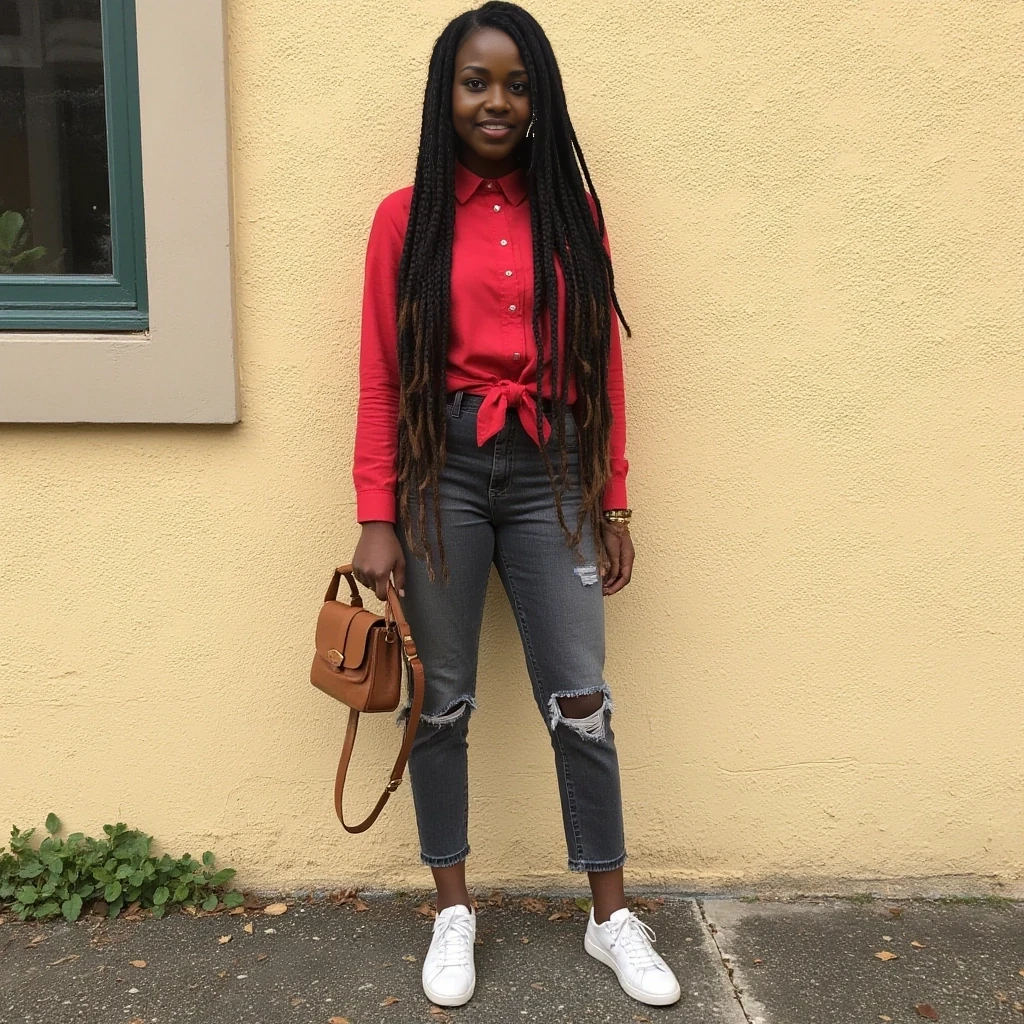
[451,390,464,418]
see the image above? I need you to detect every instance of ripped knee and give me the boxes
[557,692,605,718]
[548,687,613,741]
[420,696,476,728]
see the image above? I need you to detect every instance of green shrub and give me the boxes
[0,813,244,923]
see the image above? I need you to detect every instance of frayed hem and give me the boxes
[421,845,471,868]
[547,684,614,741]
[568,851,627,873]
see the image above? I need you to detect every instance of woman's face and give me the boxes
[451,27,532,175]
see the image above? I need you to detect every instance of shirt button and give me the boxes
[493,204,501,212]
[513,352,521,362]
[505,270,513,277]
[509,304,517,312]
[500,238,508,246]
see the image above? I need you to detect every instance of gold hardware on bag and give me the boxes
[327,649,344,668]
[386,778,402,792]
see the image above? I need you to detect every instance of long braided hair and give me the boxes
[397,1,630,579]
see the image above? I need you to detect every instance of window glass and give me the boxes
[0,0,112,276]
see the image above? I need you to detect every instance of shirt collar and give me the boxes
[455,159,527,206]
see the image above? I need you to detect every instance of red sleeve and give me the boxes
[588,195,630,511]
[352,191,408,523]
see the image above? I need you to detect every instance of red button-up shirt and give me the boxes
[353,160,629,523]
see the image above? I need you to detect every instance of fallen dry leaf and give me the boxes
[414,903,437,919]
[530,982,545,990]
[47,954,80,966]
[327,1018,351,1024]
[27,935,46,948]
[125,901,141,915]
[879,1017,893,1022]
[887,906,903,917]
[353,898,370,912]
[402,954,418,962]
[263,903,288,916]
[874,951,898,961]
[290,997,306,1007]
[129,1018,145,1024]
[182,905,197,916]
[522,898,548,913]
[634,1016,652,1023]
[227,907,246,916]
[243,923,254,934]
[428,1008,450,1021]
[217,970,227,978]
[256,953,268,961]
[911,940,926,948]
[521,936,529,944]
[380,995,400,1007]
[129,960,147,968]
[915,1005,939,1020]
[997,992,1009,1003]
[1013,1002,1024,1013]
[634,898,663,912]
[882,935,892,941]
[1020,969,1024,977]
[753,958,764,965]
[218,935,232,945]
[548,911,571,921]
[486,890,504,907]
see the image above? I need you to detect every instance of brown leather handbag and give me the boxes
[310,565,424,833]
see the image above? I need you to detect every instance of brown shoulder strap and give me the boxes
[331,576,425,834]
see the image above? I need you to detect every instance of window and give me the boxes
[0,0,147,330]
[0,0,237,424]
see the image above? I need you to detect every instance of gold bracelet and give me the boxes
[602,508,633,524]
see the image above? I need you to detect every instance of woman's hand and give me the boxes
[600,521,635,596]
[352,522,406,601]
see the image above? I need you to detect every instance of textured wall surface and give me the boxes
[2,0,1022,894]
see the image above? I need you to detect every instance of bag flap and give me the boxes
[315,601,384,670]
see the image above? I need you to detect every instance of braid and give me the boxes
[397,1,631,579]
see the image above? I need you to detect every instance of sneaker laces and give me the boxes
[432,911,474,969]
[608,912,664,970]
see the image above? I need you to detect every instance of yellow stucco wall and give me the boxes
[2,0,1022,894]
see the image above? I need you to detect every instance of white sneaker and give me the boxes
[585,907,681,1006]
[422,904,476,1006]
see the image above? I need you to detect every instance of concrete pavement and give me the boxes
[2,893,1022,1023]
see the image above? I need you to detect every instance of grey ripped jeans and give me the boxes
[397,391,626,873]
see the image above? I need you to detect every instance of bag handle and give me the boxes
[329,568,425,834]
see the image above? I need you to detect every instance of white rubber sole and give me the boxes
[422,974,476,1007]
[584,933,682,1006]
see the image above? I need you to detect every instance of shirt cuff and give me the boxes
[601,475,629,513]
[356,488,396,524]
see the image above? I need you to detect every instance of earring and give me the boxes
[525,115,536,138]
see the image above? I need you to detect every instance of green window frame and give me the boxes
[0,0,147,331]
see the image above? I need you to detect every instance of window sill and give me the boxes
[0,310,149,332]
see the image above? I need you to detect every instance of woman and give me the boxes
[351,2,680,1009]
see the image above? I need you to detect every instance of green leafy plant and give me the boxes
[0,210,47,273]
[0,813,244,923]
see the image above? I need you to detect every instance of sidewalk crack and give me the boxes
[697,899,755,1023]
